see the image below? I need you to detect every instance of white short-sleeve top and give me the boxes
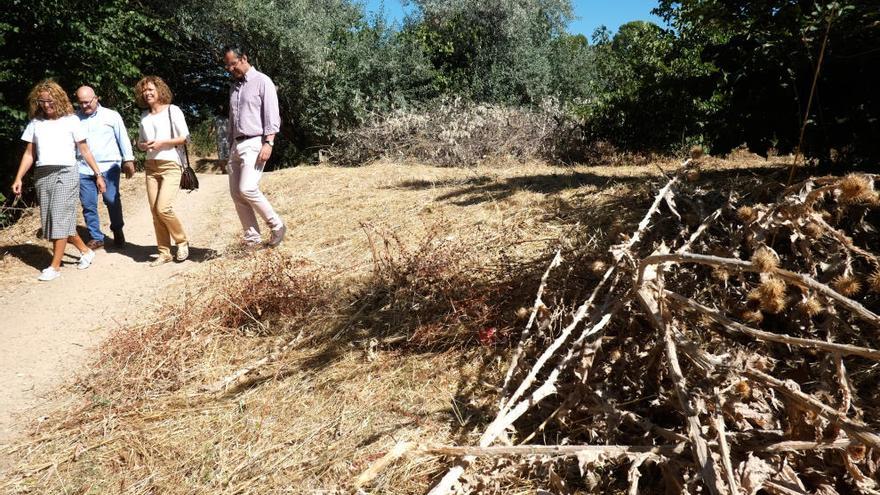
[138,104,189,164]
[20,115,87,167]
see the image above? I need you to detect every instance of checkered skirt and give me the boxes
[34,165,79,239]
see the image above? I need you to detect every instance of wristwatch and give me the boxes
[264,139,274,147]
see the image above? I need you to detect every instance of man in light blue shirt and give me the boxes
[75,86,135,249]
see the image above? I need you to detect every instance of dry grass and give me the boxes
[0,155,794,494]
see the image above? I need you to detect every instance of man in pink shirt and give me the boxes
[222,45,286,247]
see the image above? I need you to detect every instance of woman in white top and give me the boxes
[11,79,106,282]
[135,76,190,266]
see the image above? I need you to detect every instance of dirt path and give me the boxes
[0,173,234,442]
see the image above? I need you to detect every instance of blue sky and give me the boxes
[361,0,667,37]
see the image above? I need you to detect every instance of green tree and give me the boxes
[655,0,880,162]
[154,0,434,160]
[581,21,714,151]
[403,0,574,104]
[0,0,167,204]
[0,0,167,129]
[547,33,593,103]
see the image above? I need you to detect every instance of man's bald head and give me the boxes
[76,86,95,99]
[75,86,98,115]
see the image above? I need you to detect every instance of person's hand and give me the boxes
[122,161,135,179]
[12,179,22,196]
[140,140,161,152]
[96,175,107,194]
[258,143,272,164]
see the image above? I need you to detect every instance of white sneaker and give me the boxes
[38,267,61,282]
[78,249,96,270]
[149,254,174,267]
[267,225,286,247]
[176,243,189,262]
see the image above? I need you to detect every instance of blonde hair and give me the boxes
[134,76,173,108]
[27,79,74,119]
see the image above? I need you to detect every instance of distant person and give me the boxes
[11,79,106,281]
[222,45,286,248]
[75,86,136,249]
[134,76,190,266]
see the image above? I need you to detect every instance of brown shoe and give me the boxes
[86,239,105,250]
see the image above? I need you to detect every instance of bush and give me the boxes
[353,222,520,349]
[188,116,217,157]
[329,98,592,166]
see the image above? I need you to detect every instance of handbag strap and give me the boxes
[166,105,191,170]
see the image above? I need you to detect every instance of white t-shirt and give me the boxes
[21,115,87,167]
[138,104,189,164]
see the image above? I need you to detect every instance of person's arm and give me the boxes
[150,105,188,149]
[258,78,281,163]
[12,143,35,196]
[137,115,150,151]
[161,136,188,147]
[78,141,107,194]
[227,90,234,144]
[114,112,136,178]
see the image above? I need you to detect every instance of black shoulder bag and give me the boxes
[168,106,199,191]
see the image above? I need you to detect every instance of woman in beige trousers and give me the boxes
[135,76,189,266]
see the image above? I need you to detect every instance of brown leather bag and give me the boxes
[168,106,199,192]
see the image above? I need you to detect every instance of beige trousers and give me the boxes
[145,160,187,256]
[228,136,283,243]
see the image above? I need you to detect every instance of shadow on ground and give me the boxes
[391,164,791,206]
[76,225,221,264]
[281,162,802,446]
[0,243,52,271]
[29,161,808,483]
[1,226,220,272]
[194,158,227,175]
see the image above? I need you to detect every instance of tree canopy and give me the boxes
[1,0,878,179]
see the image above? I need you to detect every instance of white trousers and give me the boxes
[228,137,283,243]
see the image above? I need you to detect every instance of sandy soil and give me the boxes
[0,172,235,442]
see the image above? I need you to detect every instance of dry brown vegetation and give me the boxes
[5,154,875,494]
[391,161,880,494]
[328,100,659,167]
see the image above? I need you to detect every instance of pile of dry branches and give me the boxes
[359,159,880,493]
[329,99,592,167]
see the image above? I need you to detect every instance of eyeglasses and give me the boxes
[37,99,55,105]
[76,96,97,107]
